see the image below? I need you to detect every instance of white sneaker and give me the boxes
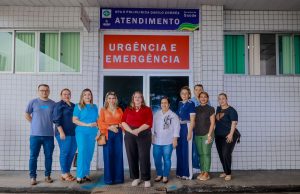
[131,179,141,186]
[144,180,151,188]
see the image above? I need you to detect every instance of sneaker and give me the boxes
[131,179,141,186]
[45,176,53,183]
[219,173,226,178]
[199,172,210,181]
[224,175,232,181]
[30,178,37,185]
[144,180,151,188]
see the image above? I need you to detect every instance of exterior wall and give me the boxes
[0,6,99,170]
[223,10,300,169]
[0,5,299,171]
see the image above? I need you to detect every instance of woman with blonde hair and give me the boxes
[97,91,124,184]
[121,91,153,188]
[72,88,98,183]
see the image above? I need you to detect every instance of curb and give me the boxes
[168,185,300,193]
[0,187,90,194]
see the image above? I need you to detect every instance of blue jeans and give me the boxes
[103,129,124,184]
[29,136,54,178]
[56,135,77,174]
[153,144,173,178]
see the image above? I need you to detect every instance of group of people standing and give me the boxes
[25,83,239,187]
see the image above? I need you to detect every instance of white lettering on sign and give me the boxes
[114,17,180,25]
[105,54,180,64]
[108,43,173,52]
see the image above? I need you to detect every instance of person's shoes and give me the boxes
[199,172,210,181]
[219,173,226,178]
[224,175,232,181]
[162,177,168,184]
[131,179,141,186]
[181,176,189,180]
[83,176,92,182]
[30,178,37,185]
[154,176,162,182]
[144,180,151,188]
[45,176,53,183]
[197,172,204,180]
[76,178,84,184]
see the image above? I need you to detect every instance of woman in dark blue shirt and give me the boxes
[215,93,238,181]
[53,88,77,181]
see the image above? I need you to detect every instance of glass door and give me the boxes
[150,76,189,112]
[103,76,143,110]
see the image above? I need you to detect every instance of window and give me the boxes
[279,34,300,75]
[39,32,59,72]
[0,30,81,73]
[39,32,80,73]
[248,34,276,75]
[60,32,80,72]
[224,35,245,74]
[15,32,36,72]
[0,32,13,72]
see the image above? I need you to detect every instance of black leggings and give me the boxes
[215,133,238,175]
[124,129,152,181]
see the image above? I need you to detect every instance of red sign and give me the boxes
[103,34,189,69]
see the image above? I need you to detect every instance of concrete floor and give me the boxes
[0,170,300,193]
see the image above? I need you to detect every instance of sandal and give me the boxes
[154,176,162,182]
[224,175,232,181]
[162,177,168,184]
[219,173,226,178]
[83,176,92,182]
[61,174,75,182]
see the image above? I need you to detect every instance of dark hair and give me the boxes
[60,88,71,96]
[218,92,228,99]
[199,91,209,99]
[194,84,203,90]
[38,84,49,90]
[160,96,170,104]
[180,86,191,99]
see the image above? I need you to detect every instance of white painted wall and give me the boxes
[0,5,299,172]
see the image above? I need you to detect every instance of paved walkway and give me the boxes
[0,170,299,193]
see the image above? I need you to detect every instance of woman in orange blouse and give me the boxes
[97,91,124,184]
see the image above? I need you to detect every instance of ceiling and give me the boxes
[0,0,299,11]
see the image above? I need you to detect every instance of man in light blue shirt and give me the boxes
[25,84,55,185]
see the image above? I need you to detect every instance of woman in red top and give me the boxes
[121,91,153,188]
[97,91,124,184]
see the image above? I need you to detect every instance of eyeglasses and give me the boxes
[39,90,49,93]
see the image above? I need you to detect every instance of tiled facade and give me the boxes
[0,5,299,172]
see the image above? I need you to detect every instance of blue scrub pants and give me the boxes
[103,129,124,184]
[75,127,97,178]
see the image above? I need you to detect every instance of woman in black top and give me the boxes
[215,93,238,181]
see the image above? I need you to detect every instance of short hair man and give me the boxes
[25,84,55,185]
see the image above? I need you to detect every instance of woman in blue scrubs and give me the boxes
[176,86,196,180]
[72,88,98,183]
